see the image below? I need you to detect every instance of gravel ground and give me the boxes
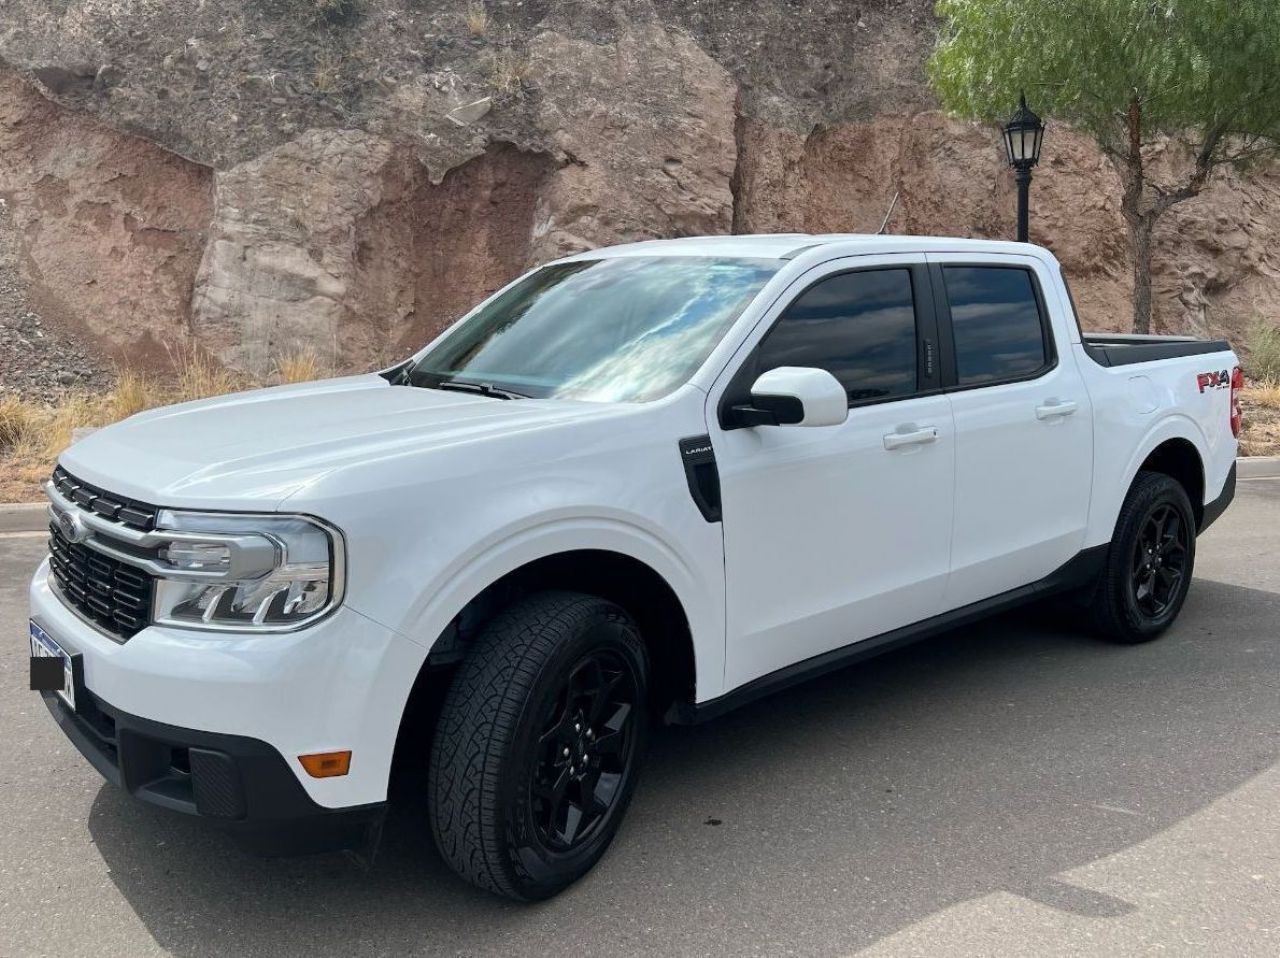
[0,198,114,404]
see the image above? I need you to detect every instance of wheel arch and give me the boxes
[389,521,717,781]
[1095,417,1209,545]
[1090,417,1208,550]
[1137,437,1205,527]
[424,549,697,711]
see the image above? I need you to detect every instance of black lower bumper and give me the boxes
[41,688,385,857]
[1199,461,1237,534]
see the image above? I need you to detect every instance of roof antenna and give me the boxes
[876,191,899,235]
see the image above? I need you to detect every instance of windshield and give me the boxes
[406,256,780,402]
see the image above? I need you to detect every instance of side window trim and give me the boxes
[929,261,1058,392]
[1057,265,1087,342]
[716,262,938,430]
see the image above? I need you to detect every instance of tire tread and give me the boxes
[428,591,633,898]
[1089,470,1196,644]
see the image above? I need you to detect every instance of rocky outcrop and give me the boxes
[194,133,556,371]
[524,25,737,259]
[0,71,212,368]
[733,115,1132,330]
[0,0,1277,379]
[179,18,736,372]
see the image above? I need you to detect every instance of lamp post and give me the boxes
[1002,93,1045,242]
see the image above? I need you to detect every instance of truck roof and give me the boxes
[559,233,1053,263]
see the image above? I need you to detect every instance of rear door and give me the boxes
[927,253,1093,610]
[710,257,956,691]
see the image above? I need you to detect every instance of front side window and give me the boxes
[756,268,918,403]
[944,266,1049,385]
[407,256,780,402]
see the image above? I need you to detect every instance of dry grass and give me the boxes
[486,48,527,95]
[0,396,36,450]
[0,350,328,502]
[1245,320,1280,383]
[172,347,247,399]
[1243,379,1280,409]
[1240,380,1280,458]
[312,49,346,95]
[276,350,325,384]
[465,3,489,36]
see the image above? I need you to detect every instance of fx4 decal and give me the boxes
[1197,369,1230,393]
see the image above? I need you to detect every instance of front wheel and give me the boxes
[428,591,648,900]
[1089,471,1197,643]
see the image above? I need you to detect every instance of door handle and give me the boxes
[883,425,939,450]
[1035,399,1078,420]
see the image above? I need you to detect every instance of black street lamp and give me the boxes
[1002,93,1045,242]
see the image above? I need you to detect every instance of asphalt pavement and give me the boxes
[1,480,1277,957]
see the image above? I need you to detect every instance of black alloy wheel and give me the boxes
[1130,503,1189,619]
[529,649,640,851]
[1090,470,1197,643]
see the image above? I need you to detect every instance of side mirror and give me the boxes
[731,366,848,428]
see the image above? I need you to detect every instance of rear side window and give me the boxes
[757,268,918,403]
[943,267,1048,385]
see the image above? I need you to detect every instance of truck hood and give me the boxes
[59,375,619,508]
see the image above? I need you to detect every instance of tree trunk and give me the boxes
[1114,95,1219,333]
[1129,215,1154,334]
[1121,94,1152,334]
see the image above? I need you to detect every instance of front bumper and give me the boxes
[41,687,385,855]
[30,558,425,822]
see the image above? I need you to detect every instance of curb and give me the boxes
[0,502,47,534]
[2,456,1278,535]
[1238,456,1280,479]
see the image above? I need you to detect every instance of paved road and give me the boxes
[1,482,1278,957]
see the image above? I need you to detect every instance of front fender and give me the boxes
[360,509,726,705]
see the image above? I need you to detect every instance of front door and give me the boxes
[710,258,956,691]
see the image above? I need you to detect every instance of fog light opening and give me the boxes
[169,747,191,775]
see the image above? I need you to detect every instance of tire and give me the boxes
[1089,470,1197,644]
[428,591,649,900]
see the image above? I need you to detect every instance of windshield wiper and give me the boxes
[430,378,528,400]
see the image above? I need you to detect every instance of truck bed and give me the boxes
[1082,333,1233,368]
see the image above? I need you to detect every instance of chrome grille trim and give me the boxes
[45,469,157,642]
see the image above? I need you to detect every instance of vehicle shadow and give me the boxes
[87,577,1280,957]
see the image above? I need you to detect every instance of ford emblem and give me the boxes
[56,509,88,545]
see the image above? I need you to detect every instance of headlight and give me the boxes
[151,511,344,632]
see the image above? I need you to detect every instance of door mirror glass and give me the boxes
[739,366,848,428]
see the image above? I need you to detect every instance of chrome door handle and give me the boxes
[883,425,938,450]
[1035,400,1078,420]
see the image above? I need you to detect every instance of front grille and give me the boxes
[52,465,158,530]
[48,468,157,640]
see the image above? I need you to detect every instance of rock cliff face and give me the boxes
[0,0,1276,378]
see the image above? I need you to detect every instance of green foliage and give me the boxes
[1246,319,1280,383]
[929,0,1280,160]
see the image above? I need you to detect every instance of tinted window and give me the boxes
[757,269,918,402]
[944,267,1048,385]
[408,256,779,402]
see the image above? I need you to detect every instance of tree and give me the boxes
[929,0,1280,333]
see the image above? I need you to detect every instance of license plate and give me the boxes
[29,620,75,710]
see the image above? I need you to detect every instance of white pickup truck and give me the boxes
[30,235,1240,899]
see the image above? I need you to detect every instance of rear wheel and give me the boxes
[428,591,648,900]
[1089,471,1196,643]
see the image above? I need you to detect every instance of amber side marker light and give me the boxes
[299,750,352,778]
